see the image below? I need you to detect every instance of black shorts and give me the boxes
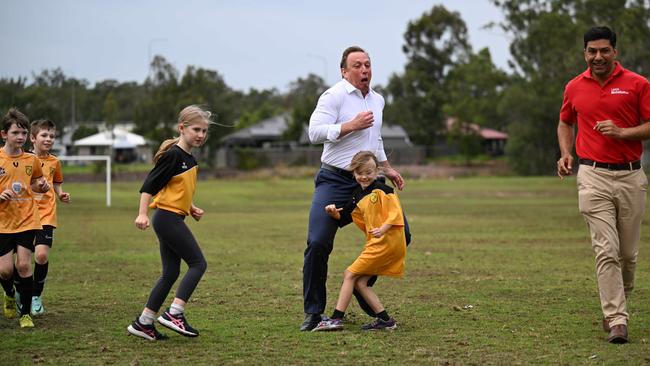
[34,225,55,247]
[0,230,37,256]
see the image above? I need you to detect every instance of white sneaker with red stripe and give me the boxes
[157,308,199,337]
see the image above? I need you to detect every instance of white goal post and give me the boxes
[58,155,112,207]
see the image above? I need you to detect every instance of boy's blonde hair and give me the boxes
[30,119,56,137]
[153,105,213,163]
[348,151,381,172]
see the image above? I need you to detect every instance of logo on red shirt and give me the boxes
[611,88,630,95]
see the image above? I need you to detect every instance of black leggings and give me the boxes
[145,209,207,312]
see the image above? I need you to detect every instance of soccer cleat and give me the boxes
[31,296,45,316]
[3,294,17,319]
[19,314,34,328]
[311,318,344,332]
[361,317,397,331]
[127,318,168,341]
[157,309,199,337]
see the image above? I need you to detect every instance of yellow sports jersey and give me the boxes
[33,154,63,227]
[0,149,43,233]
[140,145,197,216]
[340,181,407,277]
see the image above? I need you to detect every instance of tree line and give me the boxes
[1,0,649,175]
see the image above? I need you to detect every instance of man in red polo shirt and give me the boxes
[557,26,650,344]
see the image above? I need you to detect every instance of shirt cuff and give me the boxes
[327,124,342,142]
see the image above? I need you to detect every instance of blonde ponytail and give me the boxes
[153,137,180,163]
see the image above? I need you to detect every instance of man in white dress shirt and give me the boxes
[301,46,409,331]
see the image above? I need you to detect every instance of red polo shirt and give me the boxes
[560,62,650,163]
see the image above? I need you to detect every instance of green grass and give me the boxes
[3,176,650,365]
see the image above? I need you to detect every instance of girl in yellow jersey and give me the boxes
[29,119,71,316]
[127,105,211,341]
[312,151,407,332]
[0,108,50,328]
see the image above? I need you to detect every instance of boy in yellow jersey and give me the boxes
[29,119,70,315]
[0,108,50,328]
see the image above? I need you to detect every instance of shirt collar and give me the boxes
[342,78,373,97]
[581,61,624,81]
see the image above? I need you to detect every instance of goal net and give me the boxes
[58,155,112,207]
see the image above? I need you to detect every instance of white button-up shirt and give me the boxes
[308,79,387,169]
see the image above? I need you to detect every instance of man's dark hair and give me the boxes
[584,26,617,49]
[340,46,367,69]
[2,108,29,133]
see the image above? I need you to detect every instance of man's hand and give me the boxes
[594,120,624,138]
[557,155,574,179]
[325,204,342,220]
[349,111,374,131]
[383,166,405,190]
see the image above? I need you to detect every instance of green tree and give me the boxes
[134,55,180,145]
[235,88,283,130]
[385,5,471,147]
[283,73,327,141]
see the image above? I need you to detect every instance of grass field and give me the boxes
[3,175,650,365]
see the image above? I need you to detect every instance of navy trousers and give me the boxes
[303,169,411,315]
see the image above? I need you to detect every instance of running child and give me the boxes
[0,108,50,328]
[312,151,407,332]
[29,119,70,315]
[127,105,210,341]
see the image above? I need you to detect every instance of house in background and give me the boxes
[220,114,292,148]
[445,117,508,156]
[217,114,424,169]
[72,126,152,163]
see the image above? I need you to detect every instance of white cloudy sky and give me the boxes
[0,0,512,91]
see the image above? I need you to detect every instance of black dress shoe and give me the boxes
[607,324,628,344]
[300,314,322,331]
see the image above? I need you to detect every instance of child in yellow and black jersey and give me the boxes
[127,105,211,341]
[312,151,407,332]
[29,119,71,316]
[0,108,50,328]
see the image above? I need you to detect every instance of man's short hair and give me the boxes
[584,26,617,49]
[340,46,367,69]
[30,119,56,137]
[2,108,29,133]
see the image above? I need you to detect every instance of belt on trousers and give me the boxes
[579,158,641,171]
[321,163,353,178]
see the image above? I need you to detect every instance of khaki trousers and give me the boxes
[577,165,647,326]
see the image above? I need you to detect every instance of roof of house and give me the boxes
[221,114,290,144]
[74,127,148,148]
[446,118,508,140]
